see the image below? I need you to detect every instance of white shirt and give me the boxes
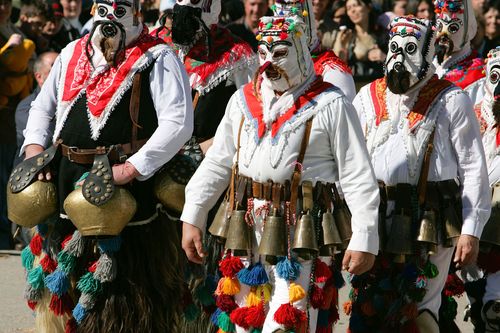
[181,84,381,255]
[354,80,491,239]
[322,68,356,102]
[22,42,194,181]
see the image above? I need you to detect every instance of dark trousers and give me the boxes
[0,144,16,249]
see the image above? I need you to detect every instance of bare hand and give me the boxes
[342,250,375,275]
[112,162,140,185]
[182,222,207,264]
[24,144,52,181]
[339,28,353,47]
[6,33,23,48]
[199,138,214,155]
[454,234,479,268]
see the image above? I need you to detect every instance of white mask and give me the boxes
[385,16,436,94]
[175,0,221,26]
[484,47,500,120]
[434,0,477,63]
[271,0,319,51]
[257,16,313,93]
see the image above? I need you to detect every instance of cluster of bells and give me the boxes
[209,201,352,262]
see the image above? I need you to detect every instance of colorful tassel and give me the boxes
[94,253,116,283]
[276,257,301,281]
[27,300,37,311]
[315,259,332,283]
[65,318,77,333]
[219,256,244,278]
[29,234,43,256]
[424,260,439,278]
[40,255,57,273]
[289,282,306,303]
[76,272,102,296]
[24,283,41,301]
[230,307,250,329]
[217,311,235,332]
[274,303,307,328]
[343,301,352,315]
[21,246,35,270]
[246,303,266,328]
[211,308,223,326]
[97,236,122,253]
[221,277,241,296]
[57,251,77,273]
[195,282,216,306]
[246,288,261,307]
[321,285,335,310]
[27,266,45,290]
[216,294,238,312]
[443,273,465,297]
[238,263,268,286]
[49,294,73,316]
[310,284,325,309]
[45,269,70,295]
[72,303,86,323]
[63,231,84,257]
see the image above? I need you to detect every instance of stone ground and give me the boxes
[0,252,474,333]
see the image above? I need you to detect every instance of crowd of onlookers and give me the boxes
[0,0,499,250]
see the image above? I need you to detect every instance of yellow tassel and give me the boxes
[246,288,260,307]
[302,10,309,17]
[257,284,272,303]
[289,283,306,303]
[256,34,262,41]
[215,277,225,296]
[222,277,241,296]
[246,283,272,306]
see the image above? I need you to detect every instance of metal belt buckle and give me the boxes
[66,146,79,163]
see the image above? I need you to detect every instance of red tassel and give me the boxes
[315,259,332,283]
[88,261,98,273]
[310,284,325,309]
[230,306,250,329]
[40,255,58,273]
[61,234,73,249]
[27,300,37,310]
[343,301,352,316]
[316,328,331,333]
[219,256,244,278]
[65,318,77,333]
[444,273,465,297]
[274,303,307,328]
[49,294,73,316]
[216,294,238,313]
[246,303,266,328]
[29,234,43,256]
[401,319,420,333]
[321,285,335,310]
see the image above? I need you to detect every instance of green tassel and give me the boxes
[77,272,102,296]
[21,246,35,270]
[194,285,215,306]
[27,266,45,290]
[57,251,77,273]
[266,22,273,29]
[184,303,200,322]
[251,329,262,333]
[424,261,439,279]
[217,311,235,332]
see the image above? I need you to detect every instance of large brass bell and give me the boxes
[334,207,352,250]
[208,200,231,241]
[385,211,413,263]
[258,213,286,264]
[224,210,252,256]
[320,211,342,256]
[64,186,137,236]
[442,204,461,247]
[7,181,58,228]
[292,212,318,260]
[416,210,438,255]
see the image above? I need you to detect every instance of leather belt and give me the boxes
[61,139,147,164]
[379,179,459,202]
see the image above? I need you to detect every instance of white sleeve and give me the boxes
[180,94,239,231]
[326,97,380,254]
[127,51,194,180]
[21,56,61,152]
[322,68,356,102]
[352,90,367,131]
[447,91,491,238]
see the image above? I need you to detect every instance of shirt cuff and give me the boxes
[180,202,209,232]
[461,218,486,239]
[346,230,379,255]
[126,153,154,181]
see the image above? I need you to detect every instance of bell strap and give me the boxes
[229,116,245,212]
[417,129,436,206]
[81,152,115,206]
[129,72,144,153]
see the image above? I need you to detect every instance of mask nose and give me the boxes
[393,62,405,72]
[107,13,115,20]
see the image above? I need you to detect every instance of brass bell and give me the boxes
[208,200,231,240]
[442,205,461,247]
[334,207,352,250]
[416,210,439,255]
[385,211,413,263]
[480,207,500,247]
[154,169,186,214]
[64,186,137,236]
[224,210,252,256]
[319,211,342,256]
[7,180,58,228]
[258,213,286,263]
[292,212,318,260]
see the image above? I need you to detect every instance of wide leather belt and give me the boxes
[379,179,459,202]
[61,139,147,164]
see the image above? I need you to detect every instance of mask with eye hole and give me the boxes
[434,0,477,64]
[485,48,500,123]
[171,0,221,48]
[88,0,142,67]
[385,16,436,94]
[256,16,312,93]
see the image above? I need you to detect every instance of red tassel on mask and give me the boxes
[230,306,250,329]
[40,255,58,273]
[219,256,244,278]
[274,303,307,328]
[315,259,332,283]
[246,303,266,328]
[29,234,43,256]
[310,284,325,309]
[216,294,238,313]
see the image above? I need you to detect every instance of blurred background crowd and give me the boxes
[0,0,499,250]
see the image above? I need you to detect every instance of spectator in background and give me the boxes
[407,0,434,20]
[320,0,350,52]
[60,0,82,36]
[19,0,48,54]
[226,0,268,51]
[472,0,487,14]
[377,0,408,30]
[483,0,500,57]
[42,0,73,52]
[332,0,349,25]
[220,0,244,25]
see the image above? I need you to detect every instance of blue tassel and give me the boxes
[210,308,222,326]
[317,309,330,327]
[237,267,251,285]
[98,236,122,254]
[21,246,35,270]
[45,269,70,296]
[37,224,49,237]
[73,303,86,323]
[333,268,345,289]
[276,257,301,281]
[247,263,268,286]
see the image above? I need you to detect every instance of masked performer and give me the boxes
[271,0,356,102]
[181,15,380,333]
[11,1,193,332]
[351,16,491,333]
[433,0,485,90]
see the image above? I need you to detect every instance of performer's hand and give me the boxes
[454,234,479,268]
[342,250,375,275]
[199,138,214,155]
[25,144,52,181]
[182,222,207,264]
[112,162,140,185]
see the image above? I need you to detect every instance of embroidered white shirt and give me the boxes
[181,85,381,255]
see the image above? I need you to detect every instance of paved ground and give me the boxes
[0,252,474,333]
